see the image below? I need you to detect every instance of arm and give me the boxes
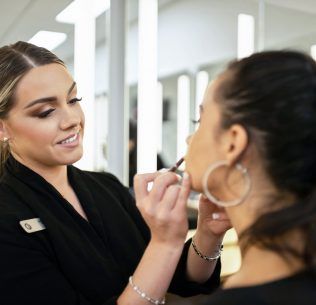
[186,195,231,283]
[117,172,190,305]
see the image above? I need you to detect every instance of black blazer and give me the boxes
[0,156,220,305]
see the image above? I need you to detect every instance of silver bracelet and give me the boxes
[129,276,166,305]
[191,237,223,261]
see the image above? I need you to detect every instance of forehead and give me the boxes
[202,76,221,108]
[14,63,73,106]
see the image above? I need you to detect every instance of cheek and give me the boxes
[10,120,57,145]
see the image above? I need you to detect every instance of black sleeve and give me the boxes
[169,238,221,296]
[100,173,221,297]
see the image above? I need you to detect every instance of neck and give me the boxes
[224,245,304,288]
[12,153,69,190]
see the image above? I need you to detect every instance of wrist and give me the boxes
[149,238,184,254]
[195,227,224,244]
[192,230,224,256]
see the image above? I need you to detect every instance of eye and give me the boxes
[191,118,201,124]
[68,97,82,104]
[37,109,55,118]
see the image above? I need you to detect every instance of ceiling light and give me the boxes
[56,0,110,24]
[28,31,67,51]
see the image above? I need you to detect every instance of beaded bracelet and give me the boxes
[191,237,223,261]
[129,276,166,305]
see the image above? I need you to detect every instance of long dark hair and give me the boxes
[0,41,65,175]
[217,51,316,268]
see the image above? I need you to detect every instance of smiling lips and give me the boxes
[57,131,80,146]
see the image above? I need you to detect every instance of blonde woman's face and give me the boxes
[3,63,84,170]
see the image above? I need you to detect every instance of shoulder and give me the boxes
[201,272,316,305]
[69,166,134,207]
[70,166,123,187]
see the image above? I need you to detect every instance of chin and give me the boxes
[61,151,83,165]
[189,174,203,194]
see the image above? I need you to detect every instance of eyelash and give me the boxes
[191,118,201,124]
[37,97,82,118]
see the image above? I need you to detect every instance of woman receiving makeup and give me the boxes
[0,41,230,305]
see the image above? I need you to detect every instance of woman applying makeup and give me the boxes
[0,41,230,305]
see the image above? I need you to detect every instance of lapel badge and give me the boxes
[19,218,46,233]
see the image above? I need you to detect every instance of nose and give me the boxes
[60,106,82,131]
[186,134,193,145]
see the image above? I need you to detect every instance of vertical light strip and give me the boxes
[311,45,316,61]
[257,0,265,52]
[177,75,190,160]
[137,0,158,173]
[157,82,163,153]
[238,14,255,59]
[108,0,128,184]
[195,71,209,126]
[73,0,95,170]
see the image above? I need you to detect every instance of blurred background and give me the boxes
[1,0,316,295]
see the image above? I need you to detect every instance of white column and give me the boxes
[108,0,128,184]
[137,0,158,173]
[258,0,265,52]
[237,14,255,59]
[157,82,163,154]
[73,0,96,170]
[195,71,209,125]
[177,75,190,161]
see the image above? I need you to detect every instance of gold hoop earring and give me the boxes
[202,160,251,207]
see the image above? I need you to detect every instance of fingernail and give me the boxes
[175,174,182,181]
[212,213,220,220]
[158,168,168,173]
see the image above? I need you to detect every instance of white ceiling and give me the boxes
[0,0,315,62]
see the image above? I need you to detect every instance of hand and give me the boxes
[134,172,191,247]
[196,194,232,237]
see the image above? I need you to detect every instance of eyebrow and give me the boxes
[24,81,77,109]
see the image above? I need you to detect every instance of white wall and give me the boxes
[65,0,316,167]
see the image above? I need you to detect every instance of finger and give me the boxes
[149,172,180,202]
[174,172,191,213]
[134,172,160,202]
[158,184,181,212]
[211,212,230,221]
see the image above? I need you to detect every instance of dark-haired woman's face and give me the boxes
[1,63,84,170]
[185,77,227,192]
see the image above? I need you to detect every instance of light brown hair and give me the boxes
[0,41,65,175]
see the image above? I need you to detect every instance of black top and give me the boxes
[200,270,316,305]
[0,156,220,305]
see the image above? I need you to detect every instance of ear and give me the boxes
[0,120,9,141]
[223,124,248,164]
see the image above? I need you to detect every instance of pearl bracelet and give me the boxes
[129,276,166,305]
[191,237,223,261]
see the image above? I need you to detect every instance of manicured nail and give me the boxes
[212,213,220,220]
[183,172,189,180]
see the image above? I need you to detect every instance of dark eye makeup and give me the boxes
[36,97,82,119]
